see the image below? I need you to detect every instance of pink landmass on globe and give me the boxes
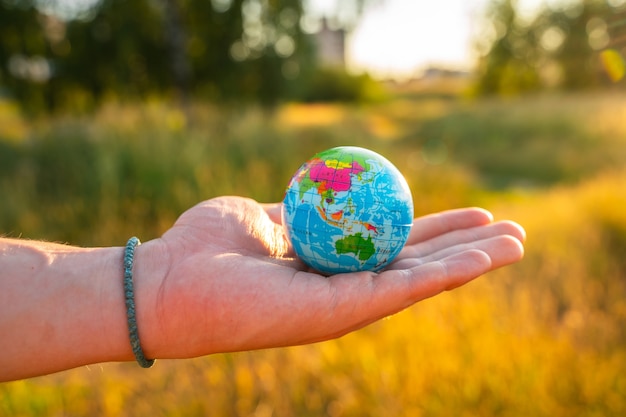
[308,159,365,193]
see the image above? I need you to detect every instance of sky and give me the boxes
[307,0,548,80]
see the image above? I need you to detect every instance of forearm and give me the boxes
[0,238,134,381]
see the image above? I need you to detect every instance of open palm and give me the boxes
[137,196,525,360]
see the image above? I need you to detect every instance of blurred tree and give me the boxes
[0,0,317,112]
[0,0,172,113]
[61,0,170,103]
[473,0,541,96]
[162,0,192,103]
[312,0,381,30]
[474,0,623,95]
[0,0,53,113]
[540,0,615,89]
[184,0,314,105]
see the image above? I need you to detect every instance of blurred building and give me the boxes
[421,67,469,79]
[314,18,345,68]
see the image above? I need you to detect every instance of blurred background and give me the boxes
[1,0,625,415]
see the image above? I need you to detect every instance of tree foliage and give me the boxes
[0,0,317,113]
[474,0,625,96]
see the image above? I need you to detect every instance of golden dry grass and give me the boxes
[1,92,625,416]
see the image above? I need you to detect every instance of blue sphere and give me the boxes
[282,146,414,275]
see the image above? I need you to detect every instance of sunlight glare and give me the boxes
[347,0,477,81]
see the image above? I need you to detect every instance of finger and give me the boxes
[259,209,294,258]
[391,234,524,272]
[398,220,526,260]
[360,249,493,313]
[403,248,494,293]
[261,203,283,225]
[406,207,494,245]
[302,249,494,342]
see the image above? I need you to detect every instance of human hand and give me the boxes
[135,196,525,360]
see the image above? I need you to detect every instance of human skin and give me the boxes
[0,196,525,382]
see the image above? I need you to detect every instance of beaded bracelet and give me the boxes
[124,237,155,368]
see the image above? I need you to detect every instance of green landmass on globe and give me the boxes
[282,146,414,275]
[335,233,376,261]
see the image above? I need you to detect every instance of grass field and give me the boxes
[1,91,625,416]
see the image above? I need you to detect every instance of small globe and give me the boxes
[282,146,414,275]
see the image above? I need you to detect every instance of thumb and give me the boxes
[261,202,284,226]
